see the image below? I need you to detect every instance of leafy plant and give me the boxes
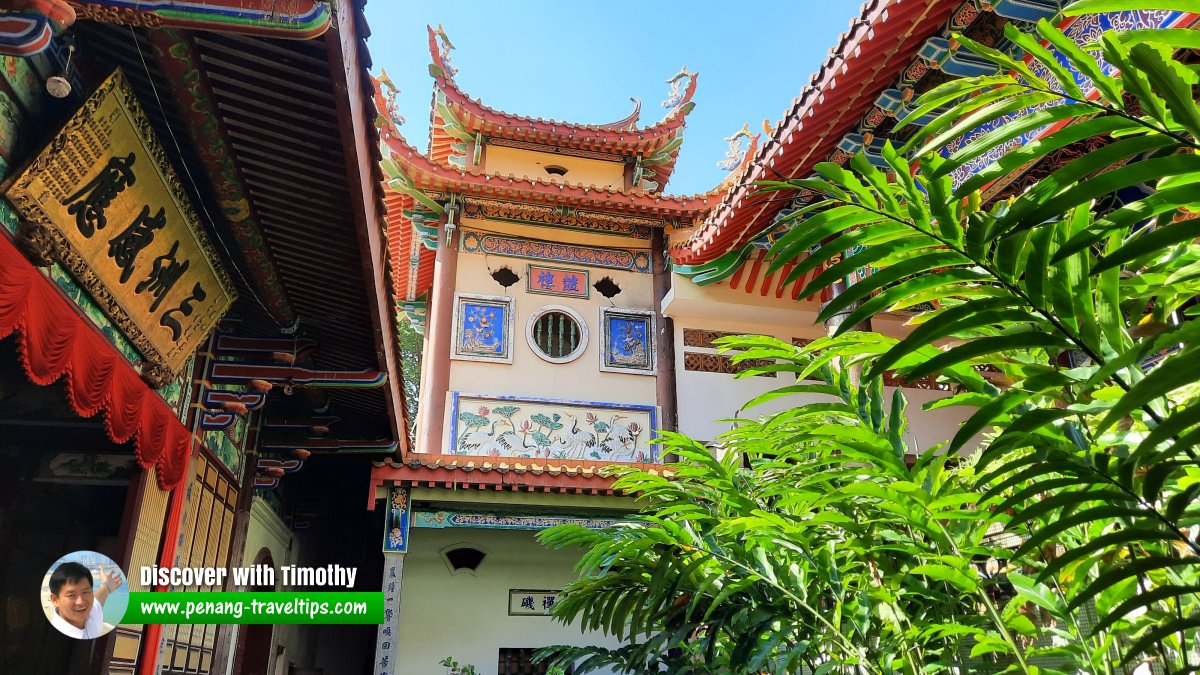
[439,656,478,675]
[538,2,1200,673]
[539,351,1018,674]
[749,4,1200,669]
[397,315,423,442]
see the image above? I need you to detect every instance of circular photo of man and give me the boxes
[41,551,128,639]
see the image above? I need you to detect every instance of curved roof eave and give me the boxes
[670,0,957,266]
[382,123,720,218]
[425,25,697,168]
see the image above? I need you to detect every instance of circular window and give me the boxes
[526,305,588,363]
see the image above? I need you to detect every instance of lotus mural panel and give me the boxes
[450,393,657,463]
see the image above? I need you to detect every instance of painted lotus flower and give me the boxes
[628,422,641,434]
[586,412,598,424]
[478,406,490,416]
[519,419,532,432]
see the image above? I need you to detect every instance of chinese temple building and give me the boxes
[367,24,715,674]
[369,3,1198,674]
[0,2,406,674]
[0,0,1195,674]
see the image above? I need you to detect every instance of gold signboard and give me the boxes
[5,70,236,386]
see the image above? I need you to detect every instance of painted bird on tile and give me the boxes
[554,416,598,460]
[458,420,499,454]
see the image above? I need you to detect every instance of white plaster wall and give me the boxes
[665,278,972,453]
[239,497,308,674]
[395,527,624,675]
[447,220,657,407]
[483,145,625,190]
[674,349,968,452]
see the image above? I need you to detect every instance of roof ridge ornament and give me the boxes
[717,123,755,172]
[377,68,405,128]
[627,97,642,127]
[597,97,642,132]
[428,23,457,78]
[661,65,694,109]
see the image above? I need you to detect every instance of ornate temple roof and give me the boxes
[670,0,963,266]
[376,25,736,310]
[425,25,698,187]
[381,125,718,216]
[375,68,725,310]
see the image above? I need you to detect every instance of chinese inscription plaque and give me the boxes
[4,70,236,386]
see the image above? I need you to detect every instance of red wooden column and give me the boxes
[415,205,460,455]
[652,228,678,433]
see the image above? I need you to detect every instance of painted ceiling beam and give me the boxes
[0,10,55,56]
[151,29,298,326]
[209,361,388,389]
[0,1,331,56]
[259,437,399,453]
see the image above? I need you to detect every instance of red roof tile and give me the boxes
[671,0,958,265]
[371,456,674,496]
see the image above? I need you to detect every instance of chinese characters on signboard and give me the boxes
[4,70,235,386]
[508,589,560,616]
[374,553,403,675]
[526,264,589,298]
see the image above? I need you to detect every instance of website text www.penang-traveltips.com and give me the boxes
[140,597,369,620]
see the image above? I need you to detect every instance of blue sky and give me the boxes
[363,1,865,196]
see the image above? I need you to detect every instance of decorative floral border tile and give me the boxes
[414,511,621,531]
[461,229,651,273]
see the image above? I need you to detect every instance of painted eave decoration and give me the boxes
[5,69,237,386]
[0,1,332,56]
[461,230,652,274]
